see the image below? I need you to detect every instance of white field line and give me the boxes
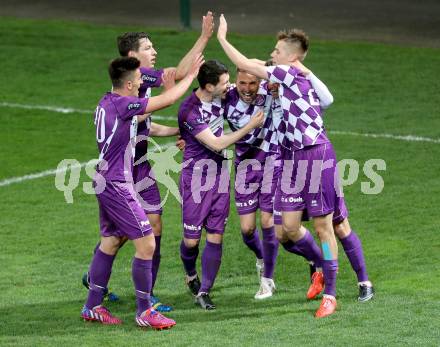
[0,102,176,121]
[2,102,439,143]
[329,130,440,144]
[1,101,439,188]
[0,142,175,188]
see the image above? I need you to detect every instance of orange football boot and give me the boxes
[307,271,324,300]
[315,295,337,318]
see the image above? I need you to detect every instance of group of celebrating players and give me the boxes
[80,11,375,330]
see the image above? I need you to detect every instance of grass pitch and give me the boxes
[0,17,439,346]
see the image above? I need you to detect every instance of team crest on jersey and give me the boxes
[254,95,265,106]
[128,103,141,110]
[142,74,158,83]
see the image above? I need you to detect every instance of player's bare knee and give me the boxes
[334,218,350,239]
[241,224,256,235]
[260,213,273,229]
[133,234,156,259]
[184,238,200,249]
[282,221,301,239]
[206,233,223,244]
[100,236,121,255]
[141,241,155,257]
[315,225,334,241]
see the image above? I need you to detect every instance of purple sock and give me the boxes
[281,240,307,257]
[180,240,199,277]
[132,257,152,316]
[151,235,161,295]
[322,259,338,297]
[85,249,115,309]
[200,241,223,293]
[241,229,263,259]
[295,230,323,268]
[281,230,323,268]
[339,230,369,282]
[262,227,279,279]
[93,241,101,254]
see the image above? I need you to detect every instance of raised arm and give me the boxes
[144,53,204,114]
[217,14,267,80]
[172,11,214,80]
[195,110,264,152]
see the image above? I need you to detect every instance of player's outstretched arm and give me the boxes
[249,59,266,65]
[150,122,179,137]
[173,11,214,80]
[217,14,267,79]
[195,110,264,152]
[145,53,204,114]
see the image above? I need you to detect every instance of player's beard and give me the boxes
[239,92,256,104]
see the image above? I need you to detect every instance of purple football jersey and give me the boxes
[266,65,329,151]
[135,67,164,160]
[224,82,279,163]
[178,90,226,175]
[94,92,148,182]
[138,67,163,99]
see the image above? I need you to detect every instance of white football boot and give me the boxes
[254,276,276,300]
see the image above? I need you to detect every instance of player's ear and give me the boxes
[288,51,299,63]
[205,83,215,93]
[127,51,136,58]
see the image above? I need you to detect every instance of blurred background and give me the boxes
[1,0,439,47]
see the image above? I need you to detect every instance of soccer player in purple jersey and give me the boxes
[274,60,375,302]
[218,14,346,318]
[225,67,337,300]
[81,55,203,328]
[82,12,215,311]
[224,69,280,299]
[178,60,264,309]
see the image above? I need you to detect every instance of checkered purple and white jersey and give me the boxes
[178,90,226,174]
[224,82,279,161]
[135,67,164,160]
[265,65,329,150]
[94,92,148,182]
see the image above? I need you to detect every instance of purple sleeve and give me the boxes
[224,86,238,110]
[117,96,148,121]
[182,109,208,136]
[140,67,164,89]
[265,65,300,87]
[258,81,270,95]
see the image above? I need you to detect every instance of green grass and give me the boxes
[1,17,440,346]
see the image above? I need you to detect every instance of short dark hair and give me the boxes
[277,29,309,54]
[108,57,140,88]
[117,32,150,56]
[197,60,229,89]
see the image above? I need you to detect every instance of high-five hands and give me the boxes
[217,14,228,41]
